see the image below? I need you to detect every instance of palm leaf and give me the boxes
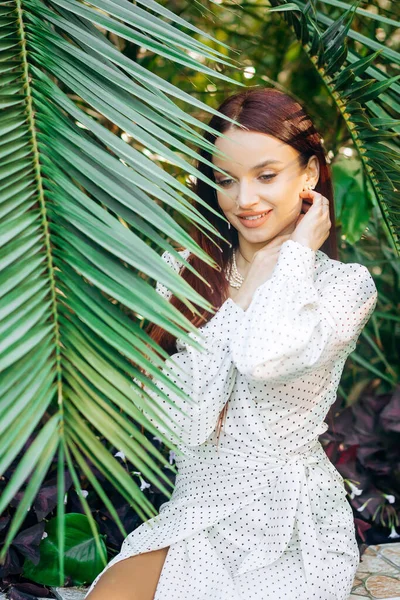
[0,0,246,582]
[265,0,400,254]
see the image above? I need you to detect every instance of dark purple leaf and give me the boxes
[8,587,39,600]
[380,386,400,432]
[0,516,10,534]
[0,547,22,576]
[357,446,391,475]
[354,518,371,542]
[12,523,46,564]
[11,582,54,597]
[350,486,383,519]
[33,472,73,521]
[322,406,358,444]
[96,504,140,549]
[337,461,371,492]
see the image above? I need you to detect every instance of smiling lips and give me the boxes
[237,210,272,228]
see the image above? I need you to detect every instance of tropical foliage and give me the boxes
[322,383,400,548]
[269,0,400,251]
[0,0,399,592]
[0,0,245,586]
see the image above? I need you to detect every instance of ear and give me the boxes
[306,155,320,186]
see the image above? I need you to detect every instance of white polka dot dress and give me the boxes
[86,240,378,600]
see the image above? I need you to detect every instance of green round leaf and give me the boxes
[23,512,107,586]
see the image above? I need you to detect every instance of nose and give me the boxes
[236,180,260,210]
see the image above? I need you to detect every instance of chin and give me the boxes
[242,227,275,242]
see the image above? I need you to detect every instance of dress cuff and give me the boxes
[271,239,316,280]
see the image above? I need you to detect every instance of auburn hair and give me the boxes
[144,87,338,446]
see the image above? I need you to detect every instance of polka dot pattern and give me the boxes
[86,240,378,599]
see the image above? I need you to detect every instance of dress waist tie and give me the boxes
[236,442,329,590]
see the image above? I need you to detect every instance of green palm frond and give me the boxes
[265,0,400,253]
[0,0,246,581]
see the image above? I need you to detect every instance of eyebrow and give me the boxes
[212,159,283,176]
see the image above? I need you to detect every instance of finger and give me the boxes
[312,194,330,209]
[299,190,324,204]
[312,193,324,202]
[299,189,321,197]
[320,197,330,209]
[299,191,330,213]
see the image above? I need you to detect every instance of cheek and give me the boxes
[216,191,235,211]
[258,181,294,205]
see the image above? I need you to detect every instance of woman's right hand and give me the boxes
[230,193,331,311]
[290,191,331,251]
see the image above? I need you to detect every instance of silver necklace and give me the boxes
[226,208,248,289]
[227,249,245,289]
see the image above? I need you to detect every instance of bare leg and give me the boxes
[86,547,170,600]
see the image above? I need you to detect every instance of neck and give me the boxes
[235,223,297,271]
[236,237,268,264]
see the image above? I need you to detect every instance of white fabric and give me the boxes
[86,240,377,599]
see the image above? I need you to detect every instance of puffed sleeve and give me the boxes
[137,250,244,448]
[230,240,378,384]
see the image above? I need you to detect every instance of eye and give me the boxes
[216,178,234,187]
[216,174,276,188]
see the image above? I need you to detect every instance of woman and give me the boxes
[86,88,377,600]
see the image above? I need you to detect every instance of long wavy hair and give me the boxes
[145,87,338,446]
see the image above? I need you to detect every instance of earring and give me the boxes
[228,221,231,230]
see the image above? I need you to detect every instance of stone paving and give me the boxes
[1,543,399,598]
[350,543,400,599]
[51,589,87,599]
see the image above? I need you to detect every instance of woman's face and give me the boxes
[212,128,319,248]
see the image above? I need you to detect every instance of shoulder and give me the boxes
[155,248,191,299]
[159,248,191,272]
[315,249,377,300]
